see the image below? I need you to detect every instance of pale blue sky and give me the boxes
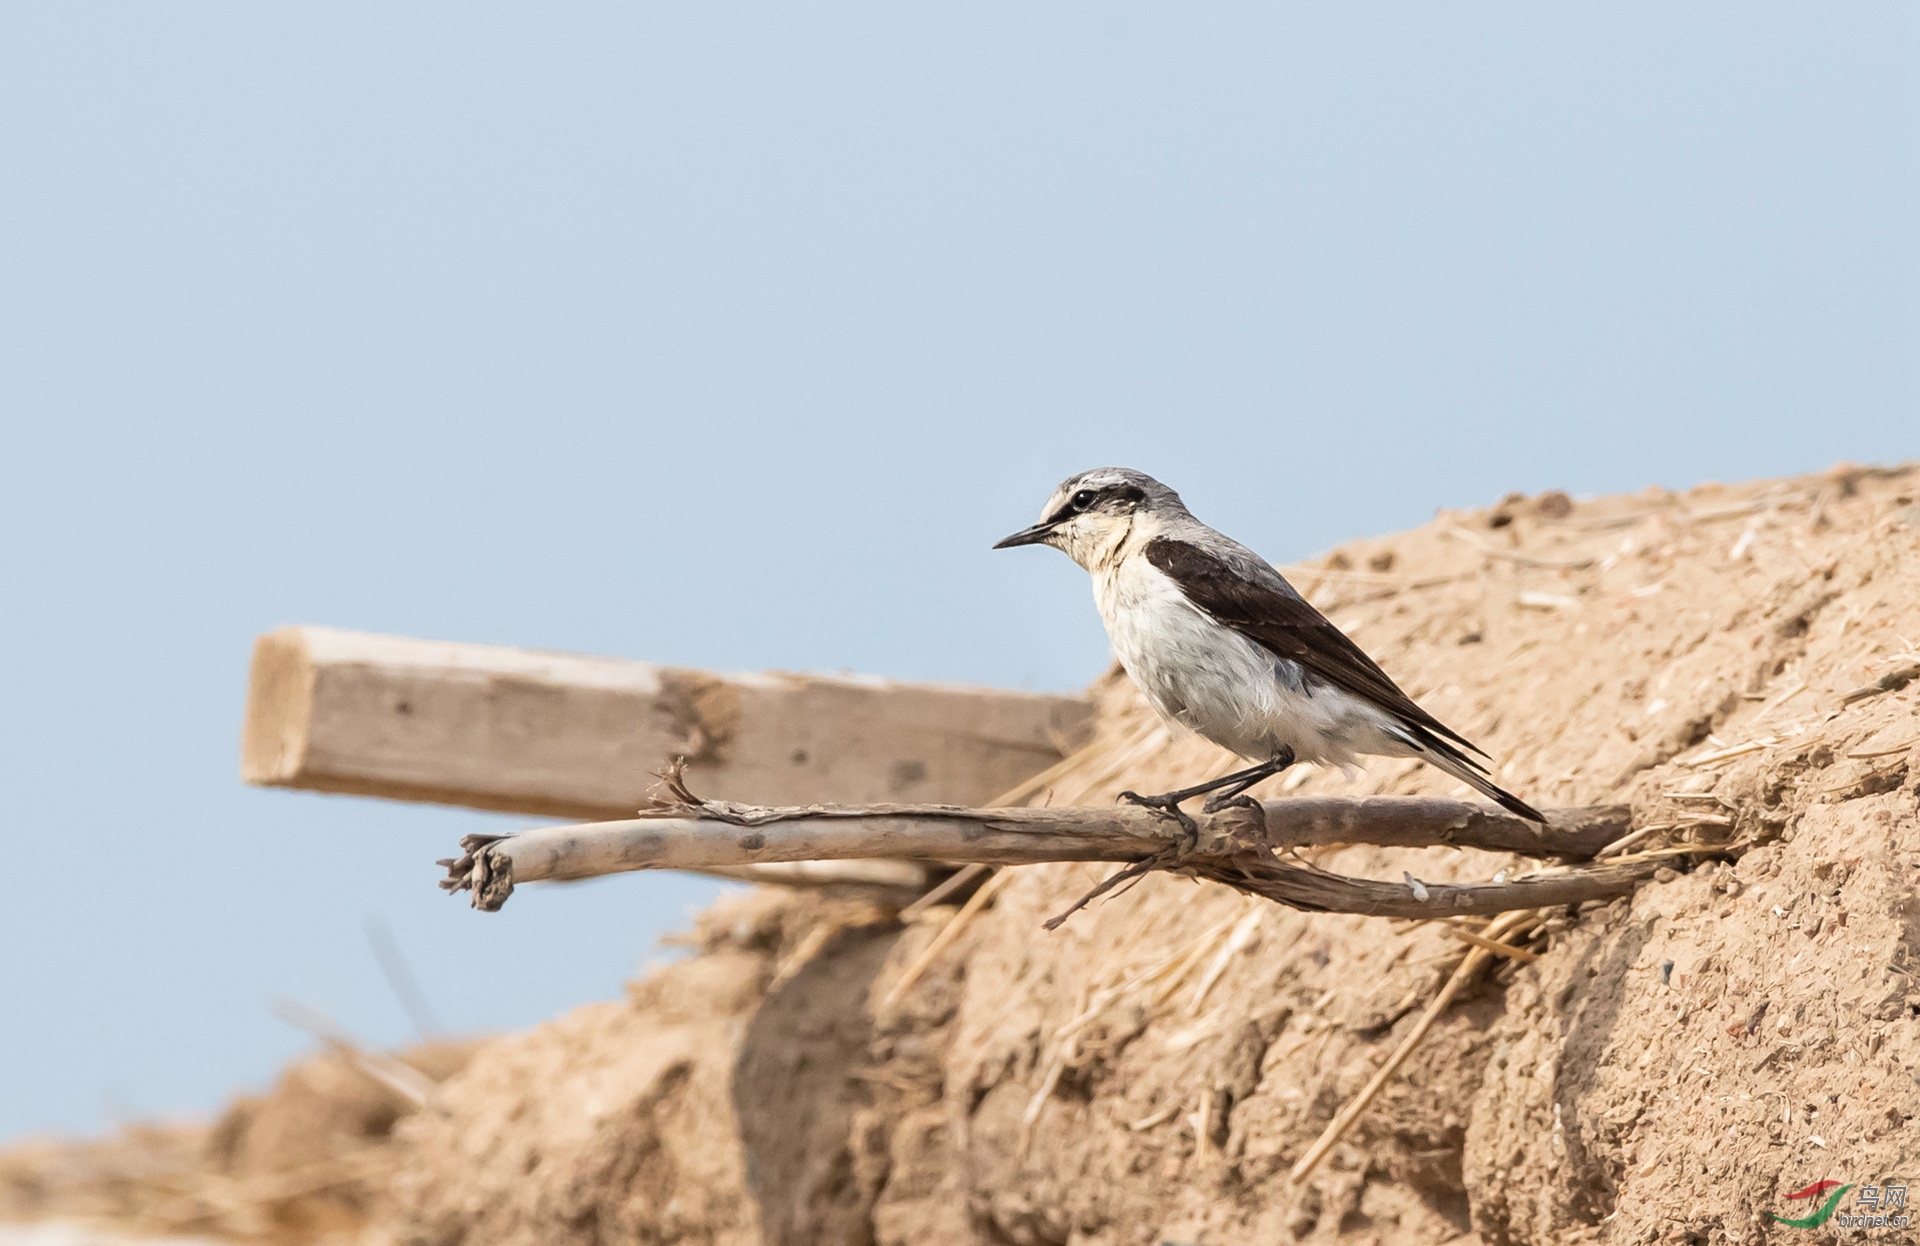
[0,4,1912,1138]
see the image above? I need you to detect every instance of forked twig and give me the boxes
[1042,853,1171,931]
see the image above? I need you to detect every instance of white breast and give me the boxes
[1090,554,1406,766]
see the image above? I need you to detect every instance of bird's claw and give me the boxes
[1201,791,1262,816]
[1117,789,1200,853]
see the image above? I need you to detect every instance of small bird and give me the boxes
[994,467,1543,832]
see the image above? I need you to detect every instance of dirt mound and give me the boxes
[1,1041,475,1244]
[13,463,1918,1245]
[387,463,1920,1245]
[389,889,908,1246]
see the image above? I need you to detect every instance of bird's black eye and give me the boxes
[1070,489,1096,510]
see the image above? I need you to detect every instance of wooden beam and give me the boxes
[242,626,1094,820]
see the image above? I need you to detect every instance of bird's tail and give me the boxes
[1399,728,1546,822]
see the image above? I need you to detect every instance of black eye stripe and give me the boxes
[1045,487,1100,524]
[1046,483,1147,525]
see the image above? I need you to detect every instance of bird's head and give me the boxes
[993,467,1183,569]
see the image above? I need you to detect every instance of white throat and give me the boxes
[1053,508,1161,574]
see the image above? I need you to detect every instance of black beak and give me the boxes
[993,522,1057,550]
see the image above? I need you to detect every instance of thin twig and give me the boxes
[1603,841,1747,865]
[1276,564,1464,590]
[1443,526,1596,570]
[1128,1103,1182,1131]
[897,863,992,923]
[1190,906,1266,1010]
[1289,911,1534,1184]
[1042,855,1169,931]
[364,916,444,1039]
[1841,662,1920,705]
[1596,822,1673,858]
[1439,922,1540,961]
[768,920,841,991]
[880,869,1015,1009]
[1678,739,1777,768]
[270,999,437,1107]
[1751,680,1807,724]
[1681,492,1812,524]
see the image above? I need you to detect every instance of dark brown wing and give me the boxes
[1144,536,1484,756]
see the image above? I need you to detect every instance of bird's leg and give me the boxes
[1200,746,1296,814]
[1118,750,1296,850]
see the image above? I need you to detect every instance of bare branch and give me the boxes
[439,796,1658,922]
[695,859,932,901]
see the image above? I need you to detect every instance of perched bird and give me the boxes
[994,467,1543,831]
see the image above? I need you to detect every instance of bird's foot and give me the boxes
[1117,789,1200,853]
[1201,790,1263,816]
